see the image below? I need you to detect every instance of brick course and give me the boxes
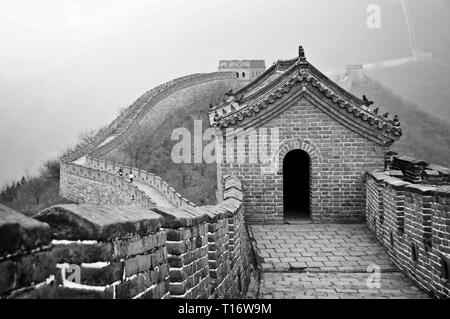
[0,177,253,299]
[218,97,389,223]
[365,170,450,298]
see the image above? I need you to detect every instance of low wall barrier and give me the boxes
[365,168,450,298]
[0,177,253,299]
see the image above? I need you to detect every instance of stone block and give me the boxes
[36,205,162,241]
[0,204,51,255]
[51,241,114,264]
[115,271,152,299]
[114,232,163,258]
[124,254,153,278]
[0,251,56,294]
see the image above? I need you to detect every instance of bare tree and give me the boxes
[78,128,98,145]
[123,128,150,166]
[61,145,75,157]
[178,164,192,188]
[23,177,47,205]
[118,106,127,116]
[40,159,60,180]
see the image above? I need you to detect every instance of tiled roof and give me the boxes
[209,46,402,145]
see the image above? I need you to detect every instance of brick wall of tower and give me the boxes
[217,97,389,223]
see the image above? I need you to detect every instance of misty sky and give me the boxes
[0,0,449,187]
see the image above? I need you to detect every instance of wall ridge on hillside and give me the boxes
[61,74,201,162]
[84,156,196,208]
[89,71,236,159]
[60,71,236,211]
[62,72,235,163]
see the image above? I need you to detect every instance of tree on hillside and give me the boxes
[123,128,152,166]
[101,81,236,205]
[78,128,98,145]
[118,106,126,116]
[22,177,47,205]
[40,159,60,181]
[2,182,18,202]
[0,185,13,202]
[61,145,75,157]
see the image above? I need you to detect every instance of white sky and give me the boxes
[0,0,391,79]
[0,0,150,27]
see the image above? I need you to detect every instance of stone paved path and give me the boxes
[71,155,176,209]
[133,181,176,208]
[250,223,429,299]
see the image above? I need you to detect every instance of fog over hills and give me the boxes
[349,76,450,168]
[1,0,449,187]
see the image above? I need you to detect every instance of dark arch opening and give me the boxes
[411,243,418,262]
[441,256,449,280]
[242,72,245,78]
[283,149,311,219]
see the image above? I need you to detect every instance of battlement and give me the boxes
[219,60,266,69]
[365,155,450,298]
[218,60,266,82]
[26,70,256,299]
[0,176,254,299]
[4,46,448,299]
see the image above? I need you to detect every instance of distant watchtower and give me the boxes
[218,60,266,82]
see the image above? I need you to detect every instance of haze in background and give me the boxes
[1,0,449,186]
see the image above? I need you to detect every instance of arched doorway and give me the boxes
[283,149,311,219]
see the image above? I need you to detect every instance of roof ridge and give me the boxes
[209,48,402,144]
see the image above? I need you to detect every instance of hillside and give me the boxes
[2,71,449,214]
[101,80,242,205]
[366,61,450,124]
[102,73,450,207]
[361,0,450,123]
[349,75,450,167]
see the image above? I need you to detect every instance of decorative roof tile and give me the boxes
[209,46,402,144]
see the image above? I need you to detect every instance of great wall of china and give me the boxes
[1,55,449,298]
[1,71,256,299]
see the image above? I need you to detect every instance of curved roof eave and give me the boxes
[209,46,402,145]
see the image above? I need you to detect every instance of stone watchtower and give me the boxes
[218,60,266,83]
[210,46,401,224]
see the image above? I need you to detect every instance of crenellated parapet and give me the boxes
[218,60,266,83]
[59,71,238,210]
[60,161,156,208]
[386,153,450,184]
[365,162,450,298]
[0,177,254,299]
[83,156,196,208]
[24,69,254,299]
